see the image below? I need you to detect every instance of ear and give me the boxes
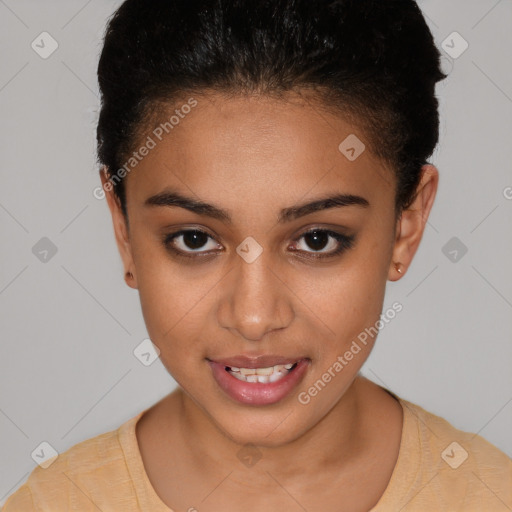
[100,169,138,289]
[388,164,439,281]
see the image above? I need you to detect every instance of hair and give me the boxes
[96,0,447,218]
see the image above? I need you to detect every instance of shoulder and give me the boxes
[399,398,512,510]
[1,415,140,512]
[404,399,512,469]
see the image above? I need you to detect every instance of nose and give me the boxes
[216,251,294,342]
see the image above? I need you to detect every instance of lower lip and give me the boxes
[208,359,310,406]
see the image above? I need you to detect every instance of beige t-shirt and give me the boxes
[2,396,512,511]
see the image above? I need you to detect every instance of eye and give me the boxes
[163,229,221,258]
[163,227,355,261]
[290,228,355,259]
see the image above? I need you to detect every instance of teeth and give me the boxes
[269,372,285,383]
[256,367,274,376]
[226,362,297,383]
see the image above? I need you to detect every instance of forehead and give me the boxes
[126,91,394,214]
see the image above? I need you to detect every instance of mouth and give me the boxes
[207,356,310,406]
[225,362,298,383]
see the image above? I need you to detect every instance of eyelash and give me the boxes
[163,228,355,261]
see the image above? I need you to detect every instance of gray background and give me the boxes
[1,0,511,504]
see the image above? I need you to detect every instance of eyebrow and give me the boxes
[144,189,370,224]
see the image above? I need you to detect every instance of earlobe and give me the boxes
[124,269,137,289]
[388,164,439,281]
[388,259,406,282]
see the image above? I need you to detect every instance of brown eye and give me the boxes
[303,230,331,251]
[163,227,355,262]
[290,229,355,259]
[163,229,221,257]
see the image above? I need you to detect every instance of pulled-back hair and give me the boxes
[97,0,446,217]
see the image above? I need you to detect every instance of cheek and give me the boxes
[312,239,391,338]
[136,273,210,389]
[302,268,387,356]
[137,269,210,348]
[131,238,220,374]
[307,259,392,391]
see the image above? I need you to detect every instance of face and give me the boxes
[102,91,437,447]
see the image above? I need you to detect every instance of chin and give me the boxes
[205,400,309,448]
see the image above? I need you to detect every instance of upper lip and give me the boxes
[208,355,307,368]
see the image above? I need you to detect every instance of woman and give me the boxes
[3,0,511,510]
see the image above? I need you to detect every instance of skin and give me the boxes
[101,90,438,511]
